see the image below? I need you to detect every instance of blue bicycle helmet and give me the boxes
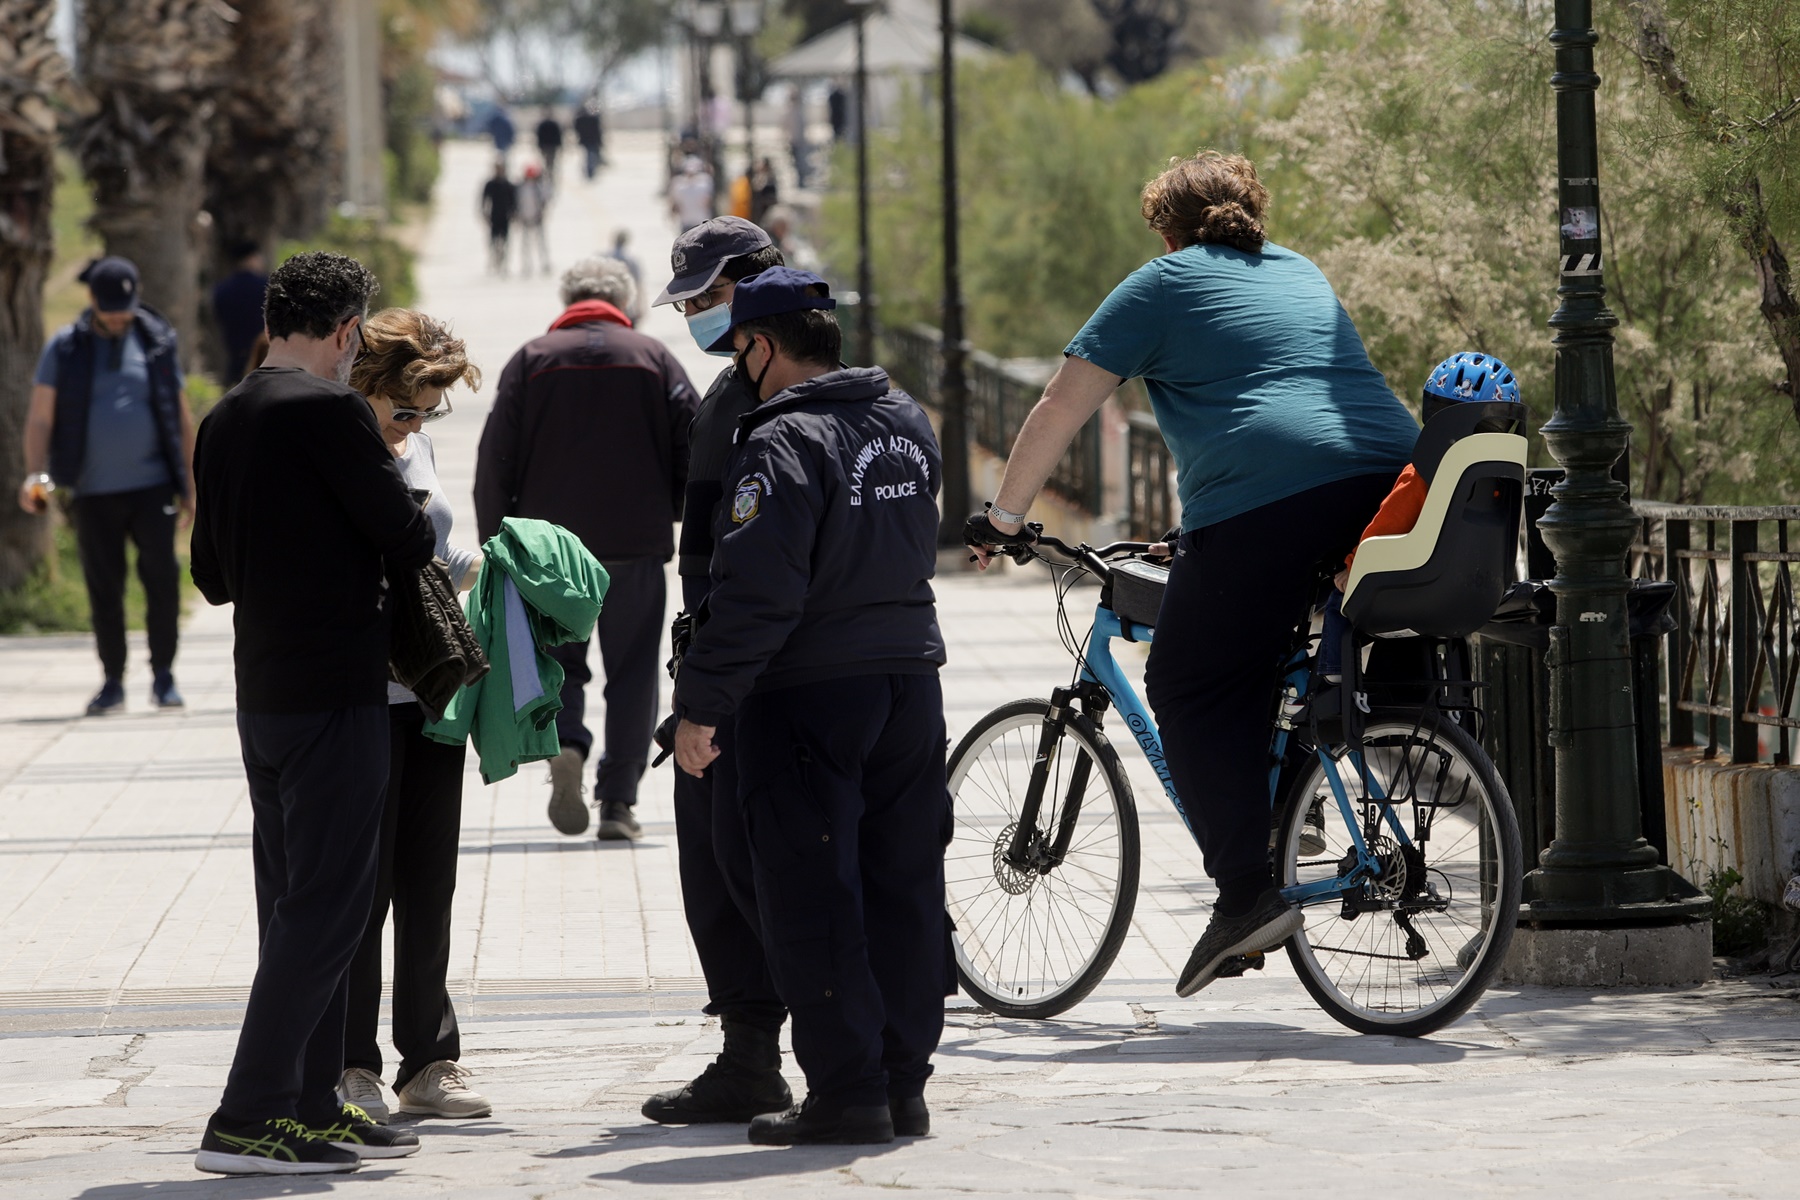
[1423,352,1519,406]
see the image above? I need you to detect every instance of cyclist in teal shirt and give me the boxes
[968,150,1417,997]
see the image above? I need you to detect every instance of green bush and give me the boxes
[0,521,194,636]
[1704,865,1772,958]
[277,214,416,309]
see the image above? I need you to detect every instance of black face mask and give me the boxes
[735,336,774,399]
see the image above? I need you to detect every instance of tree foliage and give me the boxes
[825,0,1799,504]
[475,0,671,97]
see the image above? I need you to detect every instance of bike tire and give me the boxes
[946,698,1141,1019]
[1276,708,1522,1037]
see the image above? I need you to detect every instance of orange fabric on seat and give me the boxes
[1343,464,1427,571]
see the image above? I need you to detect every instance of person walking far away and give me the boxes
[785,83,810,188]
[514,162,551,276]
[474,257,698,841]
[487,104,515,155]
[669,154,716,232]
[640,215,790,1127]
[672,268,950,1147]
[212,240,269,385]
[481,159,517,276]
[188,252,433,1175]
[18,256,196,716]
[574,101,605,179]
[336,309,494,1127]
[534,108,563,183]
[965,150,1419,999]
[604,229,644,322]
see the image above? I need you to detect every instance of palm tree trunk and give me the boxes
[0,0,80,591]
[74,0,236,369]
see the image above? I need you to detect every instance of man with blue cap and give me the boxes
[17,255,195,716]
[671,267,949,1146]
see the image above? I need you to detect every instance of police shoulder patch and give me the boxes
[731,477,763,524]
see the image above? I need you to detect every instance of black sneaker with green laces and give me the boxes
[194,1114,361,1175]
[308,1102,422,1159]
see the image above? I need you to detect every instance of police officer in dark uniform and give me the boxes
[642,218,790,1124]
[673,268,949,1146]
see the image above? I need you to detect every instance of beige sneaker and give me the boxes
[546,746,589,835]
[335,1067,391,1124]
[395,1060,492,1119]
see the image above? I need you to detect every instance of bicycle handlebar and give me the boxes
[1013,531,1158,577]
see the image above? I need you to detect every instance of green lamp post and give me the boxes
[1526,0,1708,923]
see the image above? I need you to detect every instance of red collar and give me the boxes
[549,300,632,332]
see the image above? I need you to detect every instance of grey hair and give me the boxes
[560,255,637,311]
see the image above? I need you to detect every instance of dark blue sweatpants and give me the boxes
[735,672,949,1109]
[218,706,387,1124]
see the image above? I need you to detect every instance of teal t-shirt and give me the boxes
[1066,242,1418,530]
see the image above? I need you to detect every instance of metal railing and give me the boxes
[1125,412,1177,541]
[868,320,1105,515]
[1633,502,1800,764]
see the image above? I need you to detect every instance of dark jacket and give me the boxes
[390,558,490,723]
[47,306,186,493]
[190,367,437,713]
[674,367,945,727]
[474,310,698,560]
[677,364,761,589]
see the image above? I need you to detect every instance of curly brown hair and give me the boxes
[349,308,481,403]
[1140,150,1269,254]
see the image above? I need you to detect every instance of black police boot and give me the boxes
[642,1019,791,1124]
[747,1094,895,1146]
[890,1094,929,1137]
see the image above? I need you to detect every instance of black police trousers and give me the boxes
[735,672,949,1109]
[72,485,181,683]
[219,706,387,1124]
[1142,473,1393,897]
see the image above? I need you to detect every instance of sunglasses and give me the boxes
[673,285,729,315]
[387,397,453,425]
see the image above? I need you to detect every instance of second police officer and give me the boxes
[672,267,951,1146]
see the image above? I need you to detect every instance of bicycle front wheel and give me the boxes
[946,699,1140,1019]
[1277,710,1521,1037]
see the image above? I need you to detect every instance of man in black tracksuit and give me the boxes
[673,267,949,1147]
[642,218,792,1125]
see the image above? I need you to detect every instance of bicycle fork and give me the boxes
[1004,684,1110,873]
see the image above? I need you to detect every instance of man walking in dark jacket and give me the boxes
[475,256,697,841]
[189,252,431,1175]
[640,217,789,1126]
[17,256,196,716]
[673,268,949,1147]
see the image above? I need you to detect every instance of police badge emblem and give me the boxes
[731,478,762,523]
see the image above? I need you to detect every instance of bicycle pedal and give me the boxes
[1214,952,1267,979]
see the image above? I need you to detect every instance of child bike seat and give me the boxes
[1342,401,1528,638]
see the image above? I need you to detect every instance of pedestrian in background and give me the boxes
[481,160,517,276]
[672,268,949,1147]
[785,84,810,188]
[515,163,551,276]
[534,109,563,183]
[668,155,715,232]
[189,252,430,1175]
[17,256,195,716]
[336,308,493,1127]
[750,157,779,230]
[212,240,268,385]
[474,257,697,841]
[641,216,790,1127]
[487,105,515,156]
[574,102,605,179]
[604,230,644,322]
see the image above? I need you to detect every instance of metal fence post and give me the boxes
[1665,517,1693,745]
[1730,519,1759,763]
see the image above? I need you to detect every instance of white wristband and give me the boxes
[989,502,1027,526]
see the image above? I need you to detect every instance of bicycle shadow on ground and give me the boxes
[555,1122,902,1186]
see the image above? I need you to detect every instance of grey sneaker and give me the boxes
[547,746,589,835]
[335,1067,390,1124]
[395,1060,492,1119]
[597,799,642,841]
[1176,889,1304,997]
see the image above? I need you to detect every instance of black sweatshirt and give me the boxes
[190,367,436,713]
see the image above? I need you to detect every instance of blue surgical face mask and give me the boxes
[687,303,735,357]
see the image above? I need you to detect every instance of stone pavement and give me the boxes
[2,136,1798,1197]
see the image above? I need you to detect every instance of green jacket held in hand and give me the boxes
[424,517,610,783]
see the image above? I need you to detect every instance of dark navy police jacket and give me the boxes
[47,306,186,493]
[674,366,945,727]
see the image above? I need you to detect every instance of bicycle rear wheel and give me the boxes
[1276,709,1521,1037]
[946,699,1140,1019]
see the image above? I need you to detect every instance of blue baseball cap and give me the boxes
[705,267,837,352]
[654,216,773,306]
[78,256,140,313]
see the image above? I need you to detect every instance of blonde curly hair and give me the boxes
[349,308,481,404]
[1140,150,1269,254]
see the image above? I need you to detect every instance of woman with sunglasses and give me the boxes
[336,309,493,1123]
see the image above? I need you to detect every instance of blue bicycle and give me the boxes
[945,531,1523,1037]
